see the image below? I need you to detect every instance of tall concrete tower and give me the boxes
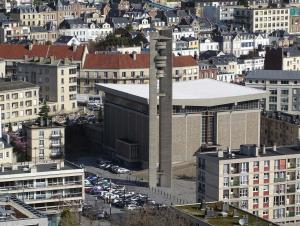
[149,29,173,188]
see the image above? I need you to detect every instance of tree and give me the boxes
[125,24,133,32]
[8,123,12,133]
[38,101,50,120]
[59,209,80,226]
[33,0,42,6]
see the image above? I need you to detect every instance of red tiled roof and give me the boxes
[0,44,85,61]
[83,53,197,69]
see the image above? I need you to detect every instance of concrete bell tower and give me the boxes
[148,29,173,188]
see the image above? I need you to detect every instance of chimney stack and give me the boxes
[273,143,277,152]
[132,51,137,60]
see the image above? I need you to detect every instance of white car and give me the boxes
[103,193,119,200]
[116,168,130,174]
[126,204,138,211]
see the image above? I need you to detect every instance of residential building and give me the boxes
[0,195,48,226]
[0,160,84,213]
[214,31,269,57]
[237,56,265,75]
[199,38,219,53]
[11,6,44,27]
[0,129,13,165]
[23,122,65,162]
[79,53,199,95]
[17,57,78,114]
[0,20,30,43]
[199,61,218,80]
[196,144,300,224]
[173,202,279,226]
[59,19,113,42]
[54,35,80,46]
[261,111,300,146]
[217,71,238,83]
[264,47,300,70]
[0,80,39,128]
[210,54,239,75]
[290,7,300,34]
[96,79,266,168]
[246,70,300,114]
[162,9,188,26]
[30,26,49,44]
[172,25,195,43]
[204,5,236,22]
[234,7,290,34]
[0,44,87,77]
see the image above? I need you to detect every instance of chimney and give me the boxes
[72,45,77,52]
[24,55,28,61]
[28,43,33,51]
[273,143,277,152]
[217,150,224,158]
[132,51,137,60]
[50,56,55,64]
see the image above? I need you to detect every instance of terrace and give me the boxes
[174,202,279,226]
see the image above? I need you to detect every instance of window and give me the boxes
[270,80,277,84]
[223,164,229,174]
[240,175,248,185]
[253,186,259,192]
[239,188,248,197]
[281,89,289,95]
[0,153,3,159]
[264,197,269,203]
[269,96,277,102]
[224,177,229,187]
[39,130,44,138]
[253,198,258,204]
[264,173,269,180]
[39,140,44,146]
[240,162,248,173]
[274,196,285,206]
[281,80,289,84]
[264,185,269,191]
[61,69,64,75]
[122,72,126,78]
[296,207,300,216]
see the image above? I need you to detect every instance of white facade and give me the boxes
[59,23,112,42]
[217,72,237,82]
[172,27,195,41]
[199,38,219,52]
[237,57,264,74]
[204,5,235,22]
[173,48,199,57]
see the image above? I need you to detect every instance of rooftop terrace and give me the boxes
[175,202,278,226]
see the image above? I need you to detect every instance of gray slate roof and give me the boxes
[246,70,300,80]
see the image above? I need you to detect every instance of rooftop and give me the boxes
[83,53,198,69]
[175,202,278,226]
[0,160,82,176]
[0,81,38,92]
[246,70,300,80]
[96,79,267,106]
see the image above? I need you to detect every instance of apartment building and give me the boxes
[290,7,300,34]
[23,122,65,162]
[234,7,290,34]
[246,70,300,114]
[0,128,13,164]
[17,57,78,114]
[0,160,84,213]
[0,20,30,43]
[261,111,300,146]
[80,53,199,95]
[0,80,39,127]
[11,6,44,27]
[196,144,300,225]
[265,47,300,70]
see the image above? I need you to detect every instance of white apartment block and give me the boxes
[0,160,84,213]
[0,81,39,128]
[234,7,290,34]
[23,123,65,162]
[197,144,300,225]
[237,57,264,74]
[59,22,113,42]
[17,57,78,114]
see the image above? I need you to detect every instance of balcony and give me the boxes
[263,203,269,208]
[287,186,296,193]
[253,179,259,185]
[264,179,269,183]
[253,191,259,196]
[264,166,269,171]
[287,212,295,217]
[253,204,259,209]
[253,167,259,172]
[230,178,240,186]
[50,151,63,159]
[50,133,62,139]
[263,191,269,196]
[50,143,63,148]
[274,178,286,183]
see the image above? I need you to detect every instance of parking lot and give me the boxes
[74,157,196,224]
